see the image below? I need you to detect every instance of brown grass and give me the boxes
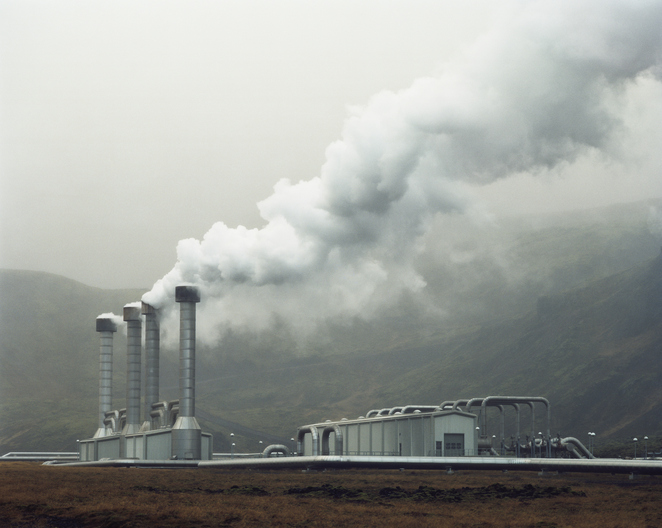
[1,462,662,527]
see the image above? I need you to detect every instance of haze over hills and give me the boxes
[0,199,660,453]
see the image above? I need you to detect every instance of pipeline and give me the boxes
[262,444,291,458]
[557,437,595,459]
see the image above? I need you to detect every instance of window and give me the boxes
[444,433,464,456]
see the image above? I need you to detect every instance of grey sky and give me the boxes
[1,0,660,294]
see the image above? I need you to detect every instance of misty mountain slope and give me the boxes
[419,199,662,325]
[197,250,662,444]
[0,270,145,450]
[383,250,662,438]
[0,201,660,452]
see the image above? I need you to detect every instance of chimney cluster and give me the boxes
[93,285,203,460]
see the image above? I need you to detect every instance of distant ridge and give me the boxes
[1,201,661,451]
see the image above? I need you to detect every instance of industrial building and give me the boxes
[75,282,598,470]
[79,285,213,462]
[297,407,478,457]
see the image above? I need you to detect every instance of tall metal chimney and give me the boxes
[171,285,202,460]
[141,302,159,430]
[94,316,117,438]
[122,304,142,435]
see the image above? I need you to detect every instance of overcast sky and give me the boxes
[1,0,661,292]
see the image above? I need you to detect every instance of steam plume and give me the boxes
[143,0,662,342]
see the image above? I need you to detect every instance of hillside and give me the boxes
[0,271,145,450]
[1,200,661,453]
[195,252,662,446]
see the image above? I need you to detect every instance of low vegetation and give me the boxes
[2,463,662,527]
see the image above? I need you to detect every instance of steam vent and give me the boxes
[76,289,657,474]
[79,286,213,462]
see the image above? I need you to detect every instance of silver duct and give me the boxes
[141,302,160,431]
[122,305,142,435]
[171,285,202,460]
[94,317,117,438]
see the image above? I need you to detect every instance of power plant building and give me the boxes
[297,408,478,457]
[77,283,564,465]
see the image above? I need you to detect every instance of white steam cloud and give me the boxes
[143,0,662,342]
[96,312,126,328]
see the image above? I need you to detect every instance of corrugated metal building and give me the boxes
[297,408,478,457]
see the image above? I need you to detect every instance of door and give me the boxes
[444,433,464,456]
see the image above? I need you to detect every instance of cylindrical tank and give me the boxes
[94,317,117,438]
[171,285,202,460]
[142,302,160,430]
[123,305,142,435]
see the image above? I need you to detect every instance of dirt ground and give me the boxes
[1,462,661,527]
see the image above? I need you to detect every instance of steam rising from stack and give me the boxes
[142,0,662,342]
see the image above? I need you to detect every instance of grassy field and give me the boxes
[1,463,662,527]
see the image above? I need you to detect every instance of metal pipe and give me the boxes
[436,400,457,411]
[559,437,595,459]
[59,455,662,474]
[321,424,344,455]
[172,286,202,460]
[479,397,550,458]
[498,405,505,455]
[400,405,438,414]
[94,317,117,438]
[451,399,471,411]
[122,305,142,435]
[262,444,291,458]
[297,426,319,456]
[141,302,160,431]
[103,410,120,434]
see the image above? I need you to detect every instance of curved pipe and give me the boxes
[451,399,471,411]
[388,407,404,415]
[103,410,120,435]
[465,399,526,457]
[297,426,319,456]
[400,405,438,414]
[377,408,392,416]
[321,424,344,455]
[480,397,551,458]
[365,409,381,418]
[560,437,595,459]
[262,444,291,458]
[118,408,126,433]
[436,400,458,411]
[167,400,180,428]
[149,401,171,429]
[464,398,486,414]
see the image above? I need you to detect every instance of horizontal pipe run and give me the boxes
[198,456,662,475]
[46,455,662,475]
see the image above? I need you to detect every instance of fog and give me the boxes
[1,0,661,347]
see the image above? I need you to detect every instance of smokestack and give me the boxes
[122,304,142,435]
[141,302,159,430]
[94,317,117,438]
[171,285,202,460]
